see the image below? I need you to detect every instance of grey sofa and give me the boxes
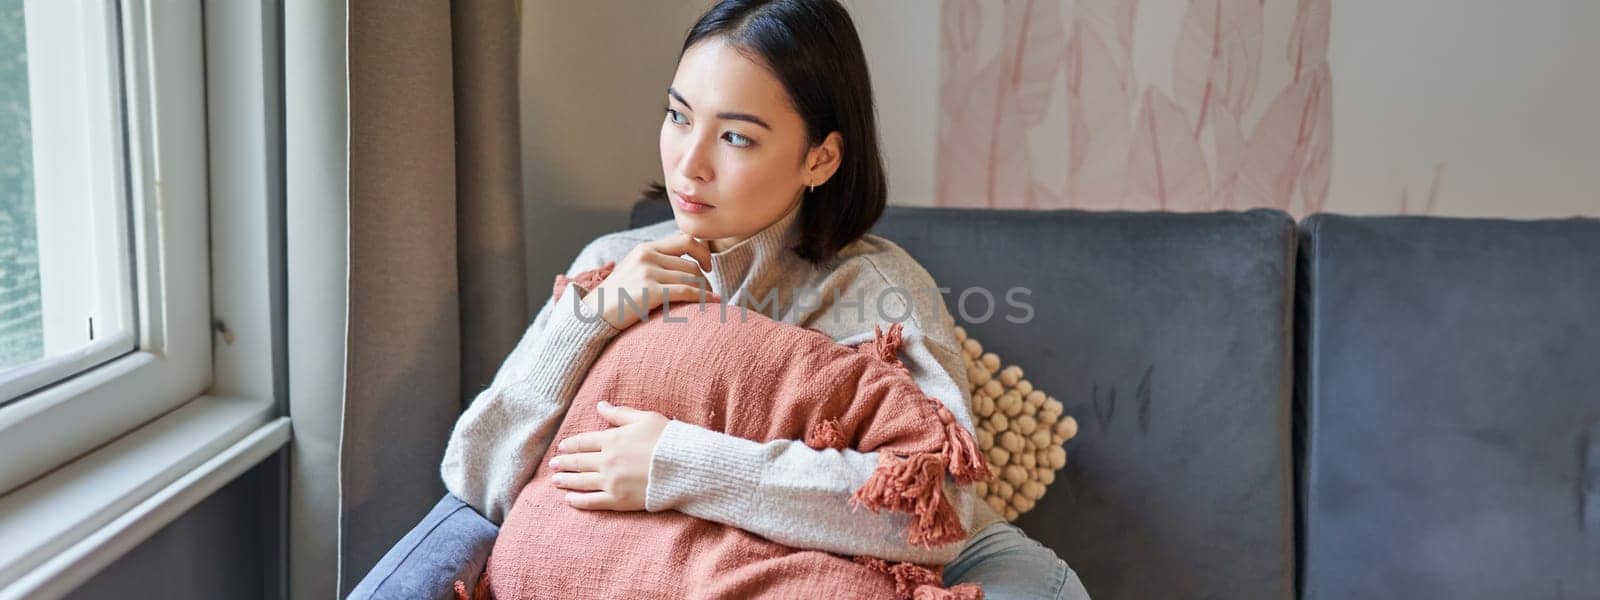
[646,200,1600,599]
[354,199,1600,599]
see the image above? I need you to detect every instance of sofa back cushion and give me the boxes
[1296,215,1600,598]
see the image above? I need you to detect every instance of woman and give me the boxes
[375,1,1090,598]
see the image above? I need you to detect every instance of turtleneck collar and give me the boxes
[699,202,806,307]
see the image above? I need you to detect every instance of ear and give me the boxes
[804,131,844,187]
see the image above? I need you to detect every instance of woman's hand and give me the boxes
[549,401,671,511]
[582,232,718,331]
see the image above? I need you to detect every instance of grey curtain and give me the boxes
[304,0,528,596]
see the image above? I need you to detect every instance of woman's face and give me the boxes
[660,38,840,252]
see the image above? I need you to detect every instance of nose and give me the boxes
[673,131,714,184]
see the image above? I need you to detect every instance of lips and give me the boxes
[671,189,713,209]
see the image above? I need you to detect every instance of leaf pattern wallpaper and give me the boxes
[936,0,1336,215]
[516,1,1597,225]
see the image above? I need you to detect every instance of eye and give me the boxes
[664,107,687,125]
[723,131,753,148]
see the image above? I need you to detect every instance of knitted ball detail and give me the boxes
[956,326,1079,522]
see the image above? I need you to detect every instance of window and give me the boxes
[0,1,288,594]
[0,2,39,369]
[1,0,137,405]
[0,0,211,495]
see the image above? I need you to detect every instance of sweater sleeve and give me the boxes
[440,240,625,524]
[643,324,985,564]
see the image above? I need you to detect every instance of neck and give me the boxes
[707,200,802,254]
[707,236,737,253]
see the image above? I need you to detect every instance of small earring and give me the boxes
[808,184,816,194]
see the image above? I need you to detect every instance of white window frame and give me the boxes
[0,1,290,597]
[0,0,211,494]
[1,0,137,405]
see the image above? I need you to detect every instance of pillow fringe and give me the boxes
[860,323,990,482]
[864,324,908,370]
[806,417,850,450]
[848,322,994,547]
[452,556,494,600]
[851,453,967,546]
[937,405,991,484]
[851,556,985,600]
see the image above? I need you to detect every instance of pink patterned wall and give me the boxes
[936,0,1334,215]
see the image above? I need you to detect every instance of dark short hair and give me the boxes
[642,0,887,265]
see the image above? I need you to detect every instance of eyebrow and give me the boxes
[667,86,772,131]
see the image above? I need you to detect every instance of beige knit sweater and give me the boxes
[439,203,1003,564]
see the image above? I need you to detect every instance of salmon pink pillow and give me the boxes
[480,262,990,599]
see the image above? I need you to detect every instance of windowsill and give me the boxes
[0,394,289,598]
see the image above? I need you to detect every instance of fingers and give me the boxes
[551,471,605,492]
[626,275,719,306]
[661,283,720,305]
[605,283,718,307]
[556,431,604,453]
[596,400,650,425]
[649,233,713,273]
[564,491,621,511]
[644,264,711,292]
[550,451,603,473]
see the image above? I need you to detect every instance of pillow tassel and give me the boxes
[863,323,907,371]
[806,417,850,450]
[851,453,967,547]
[936,406,991,484]
[849,332,995,547]
[452,557,494,600]
[852,556,985,600]
[473,567,492,600]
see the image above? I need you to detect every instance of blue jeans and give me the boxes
[351,494,1090,599]
[944,519,1092,600]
